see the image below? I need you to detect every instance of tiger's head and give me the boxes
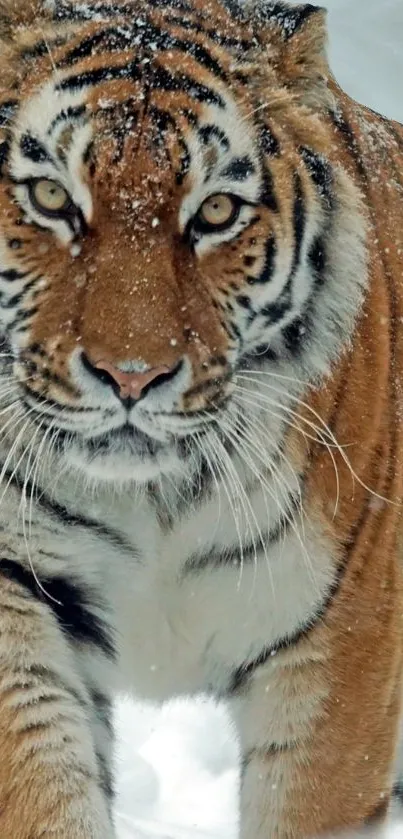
[0,0,366,486]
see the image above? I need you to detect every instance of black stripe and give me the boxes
[309,236,327,287]
[91,688,113,735]
[150,64,225,108]
[56,60,140,92]
[249,235,276,286]
[20,36,68,59]
[227,558,348,694]
[289,171,306,278]
[53,0,194,21]
[40,494,138,557]
[281,316,309,356]
[0,269,28,283]
[20,134,53,164]
[260,276,292,324]
[260,167,278,213]
[236,294,253,311]
[0,140,9,171]
[96,750,114,799]
[328,109,368,180]
[220,155,255,181]
[57,25,131,66]
[7,305,39,331]
[184,375,231,401]
[164,14,253,52]
[148,107,190,184]
[129,21,229,83]
[300,146,333,207]
[198,124,229,150]
[48,104,87,135]
[0,458,137,556]
[259,124,280,157]
[184,493,300,574]
[0,558,115,658]
[1,278,37,310]
[393,781,403,805]
[0,99,18,127]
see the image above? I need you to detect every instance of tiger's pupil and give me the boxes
[32,179,69,213]
[200,194,235,227]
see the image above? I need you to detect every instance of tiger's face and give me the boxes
[0,0,366,485]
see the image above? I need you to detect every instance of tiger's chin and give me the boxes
[61,427,181,485]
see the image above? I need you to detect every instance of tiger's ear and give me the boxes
[244,2,331,107]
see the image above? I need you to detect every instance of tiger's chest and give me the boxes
[4,472,338,703]
[106,485,338,702]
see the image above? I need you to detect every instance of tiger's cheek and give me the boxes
[198,210,278,310]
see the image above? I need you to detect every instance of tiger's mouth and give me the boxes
[57,423,165,459]
[54,418,194,484]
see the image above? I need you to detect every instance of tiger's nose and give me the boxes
[82,353,174,401]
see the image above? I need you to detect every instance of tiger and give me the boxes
[0,0,402,836]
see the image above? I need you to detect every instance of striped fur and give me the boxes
[0,0,402,836]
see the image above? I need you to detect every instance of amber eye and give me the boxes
[29,179,72,216]
[197,193,239,231]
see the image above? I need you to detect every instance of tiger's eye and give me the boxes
[30,179,70,214]
[199,194,237,228]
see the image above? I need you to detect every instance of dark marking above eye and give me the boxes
[198,124,230,150]
[48,104,87,135]
[20,134,53,164]
[220,155,255,181]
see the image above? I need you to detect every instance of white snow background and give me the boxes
[114,1,403,837]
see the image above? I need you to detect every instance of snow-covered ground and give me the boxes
[114,2,403,837]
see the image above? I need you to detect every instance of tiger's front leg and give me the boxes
[0,564,115,839]
[231,621,402,839]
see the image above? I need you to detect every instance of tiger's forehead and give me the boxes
[9,67,262,227]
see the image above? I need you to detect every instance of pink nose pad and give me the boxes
[94,360,171,400]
